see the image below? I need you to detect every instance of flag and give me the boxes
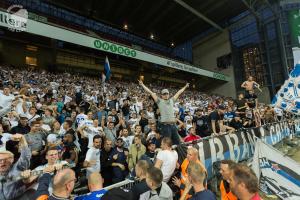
[273,64,300,115]
[252,139,300,199]
[104,56,111,82]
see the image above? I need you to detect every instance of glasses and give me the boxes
[0,157,13,163]
[162,93,169,96]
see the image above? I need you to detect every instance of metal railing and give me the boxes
[74,178,139,194]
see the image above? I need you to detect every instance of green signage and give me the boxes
[213,72,226,81]
[94,39,137,57]
[288,9,300,47]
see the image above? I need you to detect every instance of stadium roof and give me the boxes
[46,0,247,46]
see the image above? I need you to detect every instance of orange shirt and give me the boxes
[220,180,238,200]
[180,159,207,199]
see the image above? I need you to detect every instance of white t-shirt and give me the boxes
[128,118,139,127]
[84,126,103,148]
[8,118,18,128]
[121,135,134,149]
[64,95,72,104]
[0,91,15,109]
[0,133,12,151]
[156,150,178,182]
[79,119,93,127]
[85,146,101,176]
[26,113,40,124]
[76,114,87,125]
[146,111,155,119]
[33,160,68,193]
[41,124,51,132]
[50,82,59,90]
[15,98,25,115]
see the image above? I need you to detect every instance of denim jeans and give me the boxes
[158,123,181,145]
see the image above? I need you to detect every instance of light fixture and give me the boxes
[150,34,154,39]
[123,24,128,30]
[171,42,175,47]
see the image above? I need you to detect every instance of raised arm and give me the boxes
[15,135,31,171]
[173,83,189,101]
[138,80,158,102]
[241,81,247,88]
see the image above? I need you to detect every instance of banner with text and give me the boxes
[252,139,300,199]
[180,120,300,179]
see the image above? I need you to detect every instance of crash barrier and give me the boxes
[73,120,300,194]
[179,119,300,178]
[74,178,139,194]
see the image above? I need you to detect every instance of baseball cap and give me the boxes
[47,134,59,144]
[186,125,193,131]
[19,114,28,119]
[161,89,169,94]
[147,139,156,146]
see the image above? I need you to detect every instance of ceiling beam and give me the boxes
[173,0,224,32]
[241,0,261,21]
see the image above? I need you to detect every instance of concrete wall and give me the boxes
[193,30,237,98]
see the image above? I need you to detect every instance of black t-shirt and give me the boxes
[62,143,76,160]
[108,100,118,110]
[139,118,148,132]
[109,114,119,125]
[101,149,113,186]
[130,179,150,200]
[122,104,130,116]
[190,189,216,200]
[10,124,30,135]
[209,111,224,121]
[208,111,224,133]
[236,99,247,112]
[193,115,209,137]
[229,119,243,130]
[244,94,257,108]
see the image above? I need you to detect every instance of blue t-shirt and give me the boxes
[190,189,216,200]
[75,189,107,200]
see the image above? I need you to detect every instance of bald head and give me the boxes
[88,172,104,192]
[52,168,76,196]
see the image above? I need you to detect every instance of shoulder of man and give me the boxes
[159,182,173,198]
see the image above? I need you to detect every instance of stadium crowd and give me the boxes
[0,65,285,200]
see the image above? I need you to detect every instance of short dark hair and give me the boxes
[220,159,236,168]
[93,135,102,142]
[35,117,43,122]
[147,167,163,187]
[46,146,59,154]
[31,120,40,126]
[134,134,142,140]
[64,120,73,128]
[231,164,259,193]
